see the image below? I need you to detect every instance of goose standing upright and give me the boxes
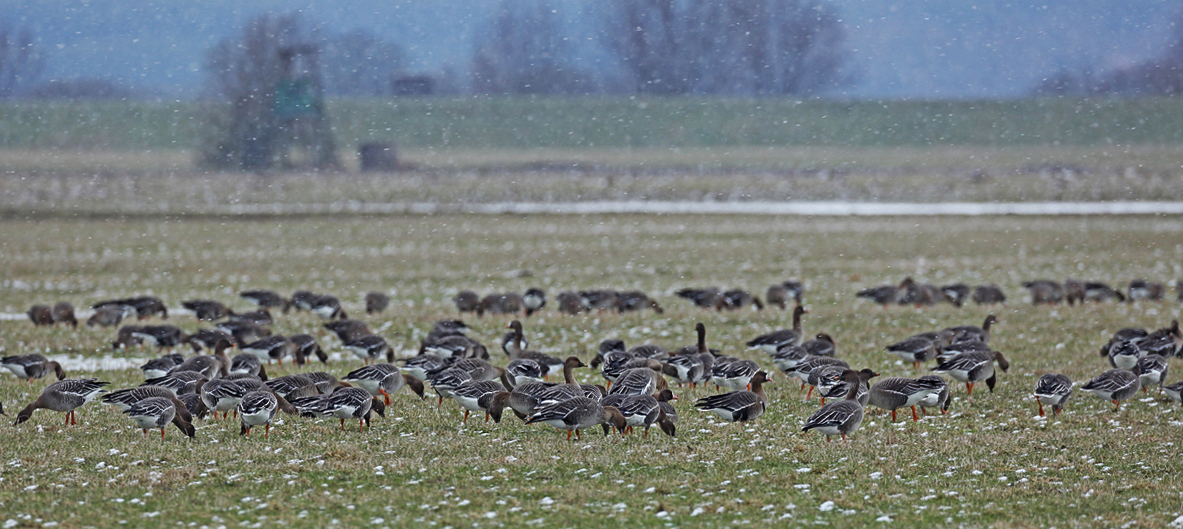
[694,371,770,423]
[745,306,808,355]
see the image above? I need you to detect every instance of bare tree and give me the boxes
[602,0,690,94]
[471,0,593,95]
[0,24,43,99]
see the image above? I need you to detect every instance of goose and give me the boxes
[47,302,76,327]
[1,354,67,382]
[364,292,390,315]
[428,367,474,407]
[230,353,268,380]
[505,321,563,378]
[1083,282,1125,303]
[304,372,347,394]
[27,304,54,326]
[189,328,236,352]
[523,288,546,316]
[594,350,634,388]
[936,339,994,363]
[608,366,667,396]
[615,291,663,314]
[124,397,194,439]
[177,393,210,420]
[228,309,273,326]
[526,397,627,441]
[771,344,810,373]
[801,333,837,357]
[807,364,850,403]
[200,379,248,420]
[419,319,469,349]
[344,335,393,364]
[264,374,321,401]
[288,290,319,312]
[453,291,481,314]
[886,330,953,370]
[1127,280,1166,302]
[675,287,721,309]
[1022,280,1064,305]
[216,320,271,345]
[715,359,761,392]
[1164,380,1183,406]
[451,380,507,423]
[1081,369,1140,411]
[822,369,879,406]
[142,371,208,396]
[746,306,808,354]
[628,344,669,360]
[1100,328,1149,357]
[242,335,296,366]
[310,295,347,319]
[239,289,290,311]
[855,285,899,306]
[139,353,185,380]
[102,386,197,432]
[128,325,190,350]
[580,290,620,312]
[498,329,526,356]
[664,323,708,387]
[175,339,232,379]
[766,281,804,310]
[868,376,947,422]
[424,334,487,360]
[715,289,763,311]
[1141,320,1182,357]
[940,283,971,307]
[237,390,279,437]
[1107,340,1142,370]
[503,358,544,389]
[14,379,109,426]
[944,315,998,344]
[614,390,677,437]
[930,350,1009,395]
[972,284,1007,305]
[1133,355,1169,394]
[317,387,386,431]
[181,300,233,321]
[487,381,559,422]
[694,371,770,423]
[324,319,372,344]
[478,292,523,316]
[916,375,951,415]
[127,296,169,320]
[556,291,587,314]
[802,369,867,444]
[1033,373,1073,417]
[402,354,449,382]
[784,356,849,392]
[86,305,128,327]
[344,364,425,404]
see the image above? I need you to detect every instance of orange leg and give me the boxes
[264,423,271,438]
[820,397,827,406]
[826,436,832,443]
[566,429,572,441]
[967,382,974,395]
[141,429,148,438]
[484,412,490,423]
[1112,400,1121,412]
[244,427,251,437]
[606,381,612,391]
[890,409,897,422]
[339,418,346,430]
[462,410,470,424]
[841,434,848,444]
[805,386,813,400]
[576,429,582,440]
[911,406,919,422]
[160,428,166,440]
[380,389,391,406]
[1038,401,1044,417]
[359,418,364,432]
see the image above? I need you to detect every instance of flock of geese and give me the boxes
[4,281,1183,445]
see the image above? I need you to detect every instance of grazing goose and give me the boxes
[310,295,347,319]
[1023,280,1064,305]
[402,354,449,382]
[324,319,372,345]
[230,353,268,380]
[424,334,487,360]
[675,287,721,309]
[916,375,951,415]
[505,321,563,378]
[182,300,233,321]
[87,305,128,327]
[526,397,627,440]
[945,315,998,344]
[556,291,587,315]
[580,290,620,312]
[143,371,209,396]
[1,354,67,382]
[175,339,232,379]
[125,325,189,350]
[242,335,295,366]
[766,281,805,310]
[364,292,390,315]
[1100,327,1149,357]
[200,379,248,420]
[594,350,635,388]
[664,323,709,388]
[487,381,558,422]
[1083,281,1125,303]
[523,288,547,316]
[478,292,524,316]
[807,364,850,402]
[771,344,809,373]
[1128,280,1166,302]
[801,333,837,357]
[14,379,109,426]
[715,359,761,392]
[940,283,971,307]
[1033,373,1073,417]
[291,387,385,431]
[264,374,321,401]
[608,366,667,396]
[228,309,273,326]
[628,344,669,360]
[101,386,196,432]
[140,353,185,380]
[972,284,1007,305]
[503,358,545,389]
[1164,380,1183,406]
[124,397,194,439]
[1134,355,1169,394]
[931,350,1008,395]
[886,330,953,370]
[1082,369,1140,411]
[784,356,849,391]
[216,320,271,346]
[453,291,481,314]
[1142,320,1182,357]
[189,328,236,352]
[451,379,507,423]
[239,289,290,311]
[27,304,54,326]
[615,291,663,314]
[177,393,210,420]
[92,296,168,320]
[289,335,325,367]
[802,369,867,444]
[615,390,677,437]
[345,335,394,364]
[746,306,809,355]
[695,371,770,423]
[715,289,764,311]
[47,302,76,327]
[344,364,425,404]
[237,390,279,437]
[855,284,899,307]
[868,376,947,422]
[428,367,475,407]
[1107,340,1142,370]
[288,290,319,312]
[823,370,879,407]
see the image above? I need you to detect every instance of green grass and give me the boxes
[4,97,1183,151]
[1,214,1182,528]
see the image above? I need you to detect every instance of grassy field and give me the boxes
[4,97,1183,152]
[1,213,1182,528]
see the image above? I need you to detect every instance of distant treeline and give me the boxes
[3,98,1183,151]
